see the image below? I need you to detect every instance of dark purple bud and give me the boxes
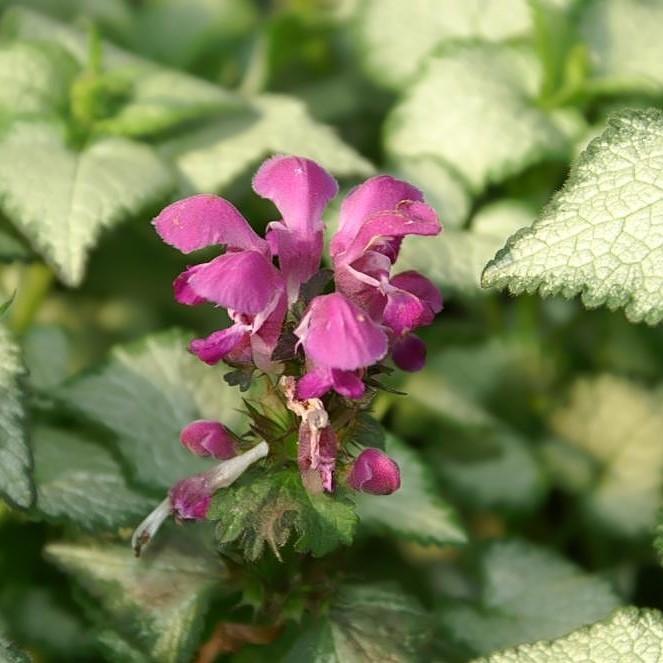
[180,420,237,460]
[348,448,401,495]
[392,334,426,372]
[169,474,212,520]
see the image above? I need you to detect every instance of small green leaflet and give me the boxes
[551,374,663,537]
[397,200,532,297]
[32,425,155,531]
[483,109,663,325]
[210,467,357,560]
[161,94,373,194]
[285,584,429,662]
[60,329,245,491]
[0,40,78,117]
[386,44,583,194]
[580,0,663,94]
[46,540,224,663]
[0,324,32,509]
[473,607,663,663]
[356,0,532,90]
[0,120,173,286]
[440,540,621,657]
[355,435,466,546]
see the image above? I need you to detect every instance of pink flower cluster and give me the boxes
[150,155,442,524]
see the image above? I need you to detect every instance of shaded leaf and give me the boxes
[23,325,72,390]
[440,540,621,657]
[60,329,244,491]
[483,110,663,324]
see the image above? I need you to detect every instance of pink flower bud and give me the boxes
[391,334,427,372]
[180,420,237,460]
[169,474,212,520]
[348,448,401,495]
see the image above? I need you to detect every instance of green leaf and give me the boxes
[0,324,32,508]
[0,633,30,663]
[0,120,173,286]
[3,7,240,138]
[285,584,429,662]
[0,40,78,117]
[356,435,466,546]
[160,94,374,193]
[0,228,30,262]
[440,540,621,657]
[46,539,224,663]
[397,200,532,297]
[33,425,155,531]
[483,109,663,325]
[386,44,583,194]
[437,428,546,512]
[210,467,358,560]
[580,0,663,94]
[23,325,71,390]
[551,374,663,536]
[60,329,245,491]
[356,0,532,90]
[473,607,663,663]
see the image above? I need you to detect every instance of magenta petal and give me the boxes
[392,334,427,372]
[331,369,365,399]
[294,293,388,371]
[332,175,424,256]
[267,223,323,303]
[391,271,442,317]
[153,194,268,255]
[169,474,212,520]
[173,267,206,305]
[186,250,284,315]
[250,291,288,372]
[189,324,249,365]
[253,155,338,235]
[180,420,236,460]
[383,288,427,335]
[297,368,333,399]
[348,448,401,495]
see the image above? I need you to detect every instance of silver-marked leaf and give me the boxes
[441,540,621,657]
[161,94,373,193]
[285,584,429,662]
[551,374,663,536]
[474,607,663,663]
[386,45,583,193]
[483,110,663,324]
[356,435,466,546]
[0,324,32,508]
[356,0,532,90]
[60,330,244,491]
[0,633,30,663]
[33,425,155,531]
[46,540,223,663]
[0,121,173,286]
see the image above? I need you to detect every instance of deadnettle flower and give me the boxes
[348,448,401,495]
[180,420,237,460]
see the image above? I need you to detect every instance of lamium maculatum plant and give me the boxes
[132,155,443,557]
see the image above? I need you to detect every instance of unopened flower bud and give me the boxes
[348,448,401,495]
[180,420,236,460]
[391,334,426,372]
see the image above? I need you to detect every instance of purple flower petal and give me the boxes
[332,175,424,256]
[180,420,236,460]
[383,288,428,335]
[173,267,206,305]
[294,293,388,371]
[331,369,365,399]
[392,334,427,372]
[189,324,250,365]
[153,194,268,255]
[348,448,401,495]
[169,474,212,520]
[391,271,442,319]
[297,368,333,399]
[186,250,284,315]
[250,291,288,372]
[253,155,338,235]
